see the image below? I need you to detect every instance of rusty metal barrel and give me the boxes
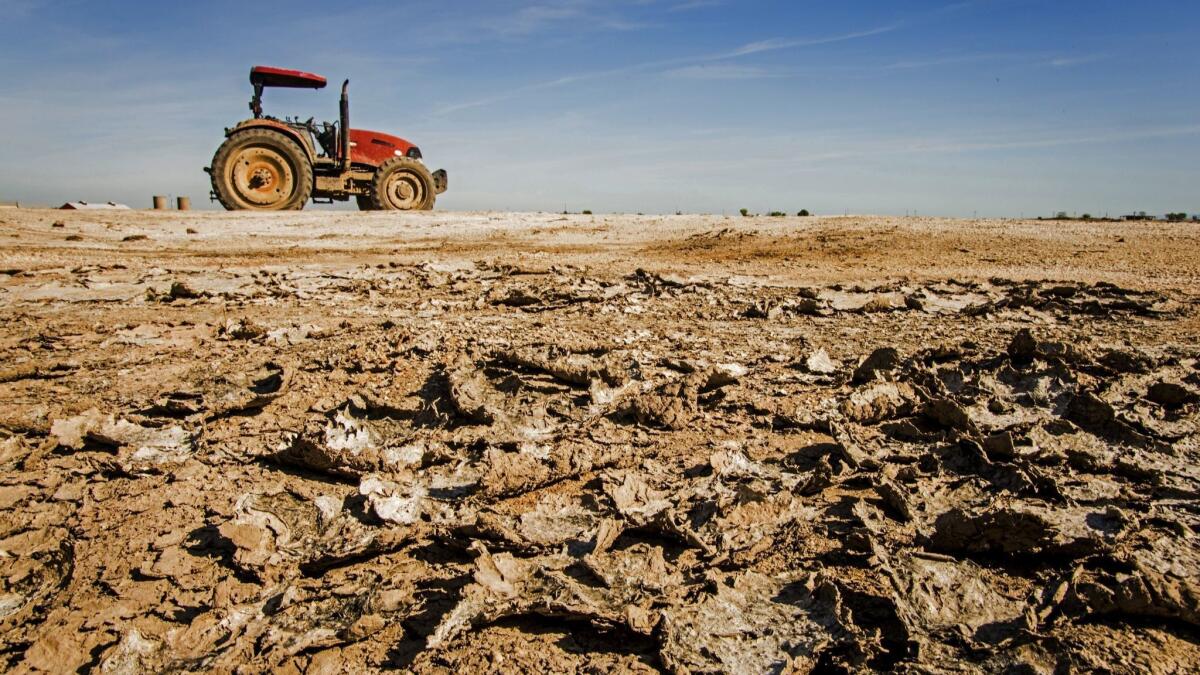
[177,196,191,211]
[153,195,168,210]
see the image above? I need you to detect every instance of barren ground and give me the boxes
[1,208,1198,673]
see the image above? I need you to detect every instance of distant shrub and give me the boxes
[797,209,810,217]
[1055,211,1069,220]
[1081,213,1092,220]
[739,208,750,217]
[582,210,592,215]
[768,211,786,217]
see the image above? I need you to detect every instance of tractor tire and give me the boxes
[368,157,436,211]
[210,129,312,211]
[355,195,379,211]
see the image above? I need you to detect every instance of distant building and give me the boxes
[60,201,132,210]
[0,201,18,209]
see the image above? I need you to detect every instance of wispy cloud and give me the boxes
[669,0,722,11]
[715,25,900,59]
[664,64,778,80]
[1047,54,1106,68]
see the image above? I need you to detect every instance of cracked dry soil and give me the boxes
[1,209,1199,673]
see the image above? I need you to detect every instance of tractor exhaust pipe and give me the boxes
[340,80,351,171]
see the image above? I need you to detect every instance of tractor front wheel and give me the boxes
[368,157,435,211]
[210,129,312,211]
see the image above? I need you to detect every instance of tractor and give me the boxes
[205,66,447,211]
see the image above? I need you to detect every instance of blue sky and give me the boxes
[1,0,1197,216]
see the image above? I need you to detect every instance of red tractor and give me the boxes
[205,66,447,211]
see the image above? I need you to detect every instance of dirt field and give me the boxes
[1,208,1198,673]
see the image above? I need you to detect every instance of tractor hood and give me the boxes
[348,129,420,167]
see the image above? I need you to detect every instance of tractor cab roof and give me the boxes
[250,66,327,89]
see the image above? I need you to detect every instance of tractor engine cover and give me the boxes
[348,129,420,167]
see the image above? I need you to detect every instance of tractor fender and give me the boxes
[225,119,316,165]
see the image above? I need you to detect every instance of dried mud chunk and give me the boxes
[168,280,205,300]
[644,461,820,560]
[852,347,901,384]
[1098,348,1155,374]
[97,629,161,674]
[151,577,418,671]
[446,361,501,424]
[276,407,424,479]
[0,436,33,471]
[1007,328,1038,364]
[604,471,671,525]
[477,441,622,498]
[250,583,411,658]
[659,571,851,674]
[1066,531,1200,628]
[1046,622,1200,674]
[804,348,840,375]
[0,531,73,641]
[707,490,817,560]
[928,503,1128,557]
[493,345,629,387]
[830,422,881,470]
[50,410,193,474]
[874,544,1028,647]
[839,382,919,424]
[582,543,683,597]
[630,371,706,430]
[473,493,599,551]
[217,317,267,340]
[430,544,655,649]
[743,300,783,319]
[1145,381,1196,409]
[49,408,108,449]
[358,475,428,525]
[876,480,914,522]
[1065,391,1116,429]
[217,491,380,577]
[922,397,977,433]
[148,363,287,419]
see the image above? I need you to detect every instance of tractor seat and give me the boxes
[316,122,339,159]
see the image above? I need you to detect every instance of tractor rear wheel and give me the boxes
[210,129,312,211]
[368,157,435,211]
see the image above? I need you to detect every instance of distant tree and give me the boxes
[1081,213,1092,220]
[582,210,592,215]
[1165,212,1188,222]
[739,208,750,217]
[797,209,810,217]
[769,211,786,217]
[1055,211,1069,220]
